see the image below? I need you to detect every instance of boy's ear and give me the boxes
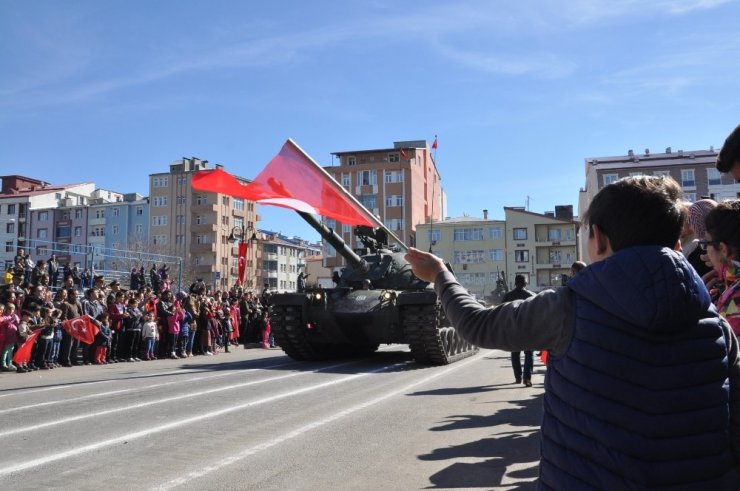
[591,224,613,257]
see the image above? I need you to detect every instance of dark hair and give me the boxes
[571,261,587,273]
[717,124,740,173]
[704,200,740,255]
[583,175,684,252]
[514,274,527,287]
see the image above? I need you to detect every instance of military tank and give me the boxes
[269,212,478,365]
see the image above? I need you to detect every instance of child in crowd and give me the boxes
[15,310,33,372]
[93,313,112,364]
[704,200,740,336]
[141,312,158,360]
[404,176,740,489]
[1,303,19,372]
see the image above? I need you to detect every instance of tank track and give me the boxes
[271,305,378,361]
[270,304,324,361]
[402,303,478,365]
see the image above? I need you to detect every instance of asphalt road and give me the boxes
[0,346,544,490]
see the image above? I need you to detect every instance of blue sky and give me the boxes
[2,0,739,242]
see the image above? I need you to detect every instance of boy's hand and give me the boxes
[404,247,447,283]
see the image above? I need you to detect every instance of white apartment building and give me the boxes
[577,147,738,260]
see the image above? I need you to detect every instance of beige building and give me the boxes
[323,139,445,270]
[149,157,261,291]
[416,207,579,299]
[504,206,578,291]
[577,147,738,260]
[258,233,323,292]
[415,210,507,302]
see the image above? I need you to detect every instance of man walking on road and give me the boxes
[502,274,535,386]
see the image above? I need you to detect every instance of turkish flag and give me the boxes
[431,136,438,150]
[192,139,376,226]
[399,148,409,161]
[62,315,100,345]
[12,329,41,365]
[237,241,248,284]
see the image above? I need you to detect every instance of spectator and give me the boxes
[48,254,59,288]
[704,200,740,336]
[501,274,535,386]
[569,260,587,278]
[683,199,718,278]
[717,124,740,180]
[404,175,740,489]
[141,312,158,360]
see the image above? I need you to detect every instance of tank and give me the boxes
[269,212,478,365]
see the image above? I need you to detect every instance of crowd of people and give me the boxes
[0,257,277,374]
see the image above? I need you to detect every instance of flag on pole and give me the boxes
[12,329,41,365]
[192,139,376,227]
[237,242,248,284]
[399,148,409,161]
[62,315,99,345]
[431,135,438,150]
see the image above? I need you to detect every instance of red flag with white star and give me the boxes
[62,315,99,345]
[192,139,376,227]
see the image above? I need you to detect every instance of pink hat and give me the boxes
[688,199,718,239]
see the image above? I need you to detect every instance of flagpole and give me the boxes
[429,135,438,253]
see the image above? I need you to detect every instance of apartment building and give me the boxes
[259,231,316,292]
[416,206,578,299]
[324,140,446,271]
[0,175,96,270]
[504,206,578,291]
[577,147,738,260]
[149,157,261,290]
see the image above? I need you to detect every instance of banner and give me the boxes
[192,139,376,226]
[61,315,99,345]
[237,241,248,284]
[12,329,41,365]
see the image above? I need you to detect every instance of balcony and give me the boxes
[191,223,217,233]
[191,242,216,253]
[191,203,218,213]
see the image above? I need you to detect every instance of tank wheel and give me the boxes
[402,303,478,365]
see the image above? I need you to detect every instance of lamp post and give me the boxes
[228,226,259,288]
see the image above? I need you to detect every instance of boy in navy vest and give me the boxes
[405,175,740,490]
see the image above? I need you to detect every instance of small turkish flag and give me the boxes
[62,315,100,345]
[12,329,41,365]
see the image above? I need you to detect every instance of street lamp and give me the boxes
[228,226,258,244]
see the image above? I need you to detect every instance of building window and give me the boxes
[453,250,485,264]
[152,216,167,226]
[112,225,119,235]
[112,207,120,216]
[358,170,377,186]
[565,228,574,241]
[549,250,562,264]
[222,196,230,206]
[75,209,83,219]
[153,196,168,207]
[342,174,350,188]
[152,235,167,245]
[196,195,208,205]
[177,176,187,186]
[489,227,503,239]
[36,245,48,256]
[95,209,105,219]
[153,176,169,188]
[548,229,561,241]
[234,199,244,211]
[453,228,484,241]
[681,169,695,188]
[37,228,48,239]
[5,241,13,253]
[348,156,356,166]
[358,195,377,210]
[136,206,143,216]
[489,249,504,261]
[56,226,71,238]
[176,215,185,225]
[654,170,670,178]
[195,215,205,225]
[6,223,14,233]
[515,250,529,263]
[135,224,143,234]
[38,211,49,221]
[388,153,400,163]
[7,204,16,215]
[513,228,527,240]
[707,168,722,186]
[385,218,405,231]
[385,195,403,207]
[196,235,209,244]
[602,174,619,186]
[428,229,441,244]
[74,226,82,237]
[684,192,697,202]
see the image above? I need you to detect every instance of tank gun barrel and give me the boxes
[297,211,369,273]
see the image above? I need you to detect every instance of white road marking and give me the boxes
[0,359,367,438]
[151,353,484,490]
[0,358,427,477]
